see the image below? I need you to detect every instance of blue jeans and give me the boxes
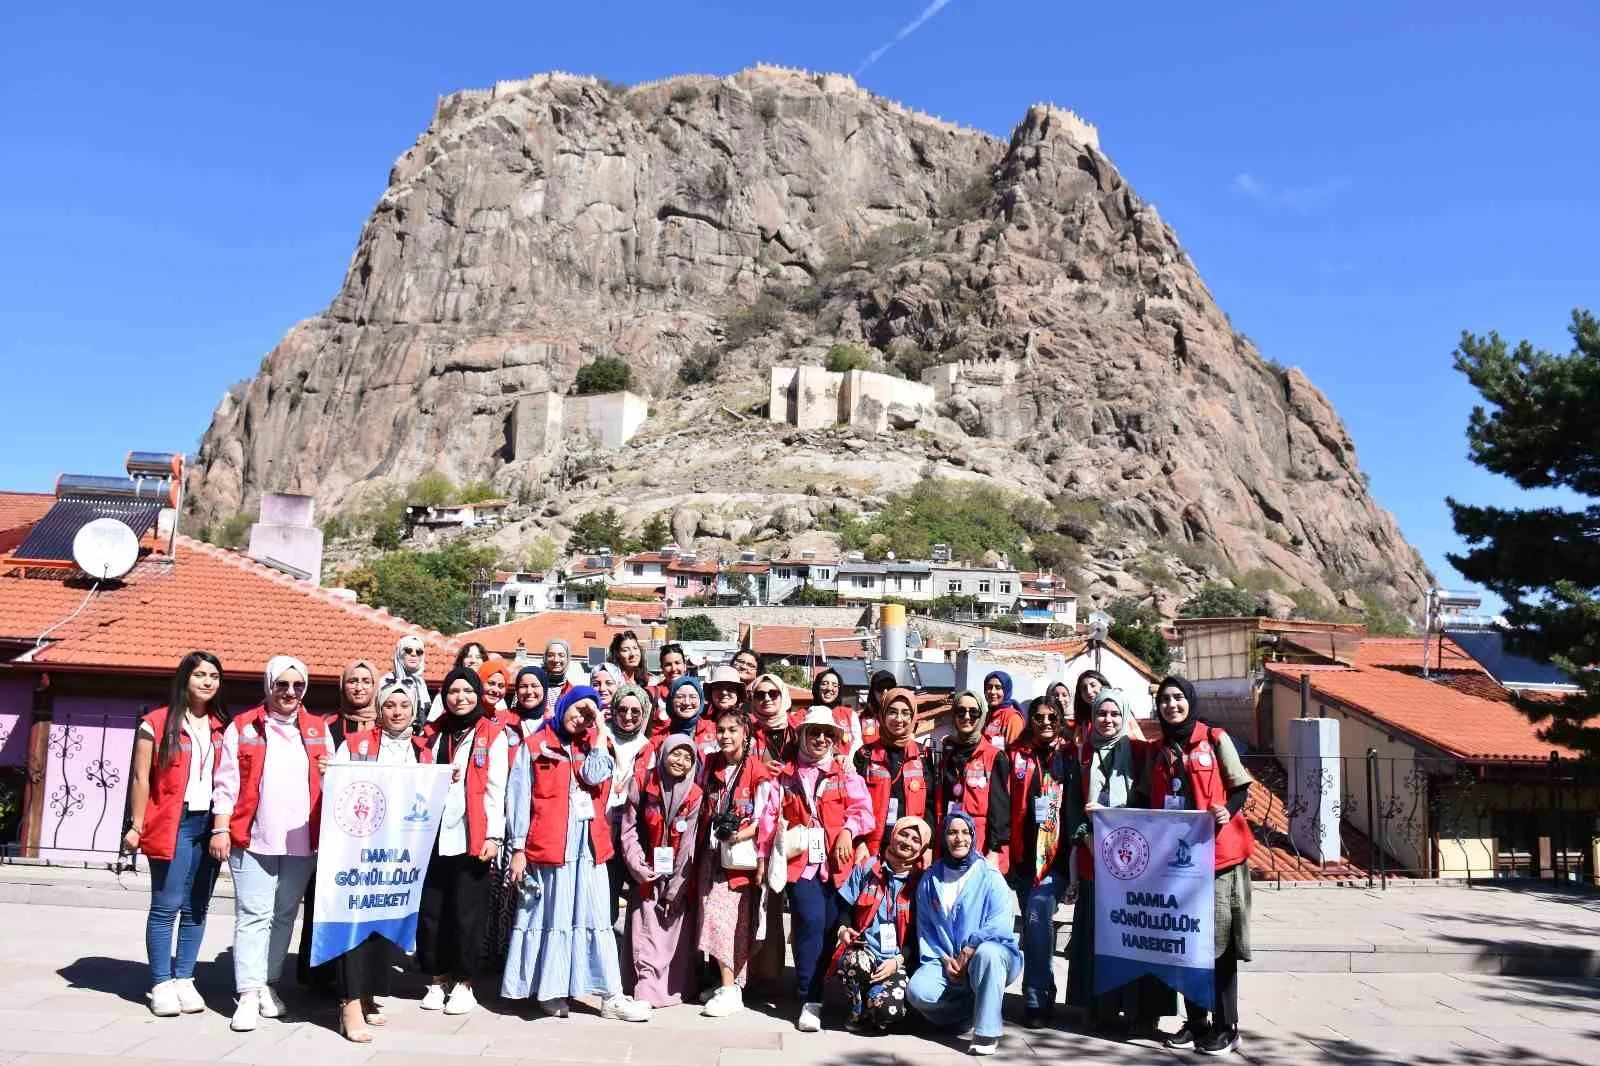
[229,849,316,993]
[907,940,1017,1039]
[144,809,221,984]
[787,875,841,1003]
[1015,869,1067,1010]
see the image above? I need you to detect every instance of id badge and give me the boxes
[946,801,962,818]
[807,827,827,864]
[1163,795,1184,811]
[876,923,898,954]
[652,845,674,876]
[885,798,900,826]
[572,790,596,821]
[1033,795,1055,825]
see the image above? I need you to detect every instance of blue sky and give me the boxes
[2,1,1595,607]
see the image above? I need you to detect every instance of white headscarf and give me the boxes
[263,655,309,718]
[382,635,430,715]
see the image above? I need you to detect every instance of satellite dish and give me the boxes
[1086,610,1113,642]
[72,518,140,580]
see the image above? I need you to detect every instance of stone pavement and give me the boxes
[2,891,1598,1066]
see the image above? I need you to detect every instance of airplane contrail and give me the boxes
[856,0,957,75]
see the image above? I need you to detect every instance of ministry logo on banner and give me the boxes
[1091,808,1216,1009]
[309,763,452,967]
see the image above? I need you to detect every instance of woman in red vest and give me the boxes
[647,643,689,737]
[416,667,510,1017]
[620,734,703,1007]
[750,672,797,769]
[124,651,229,1018]
[1006,695,1082,1028]
[1071,669,1109,744]
[325,682,431,1041]
[477,658,514,714]
[635,675,716,778]
[1148,675,1254,1057]
[979,671,1026,752]
[609,629,650,689]
[931,692,1011,870]
[501,687,652,1022]
[1065,688,1172,1036]
[210,654,330,1033]
[696,706,777,1018]
[504,665,547,740]
[779,708,874,1033]
[832,815,930,1032]
[852,688,931,857]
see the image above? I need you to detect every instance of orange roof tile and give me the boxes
[1353,636,1484,673]
[462,610,631,659]
[1264,661,1576,762]
[1010,635,1160,682]
[741,624,866,659]
[2,535,455,680]
[0,492,54,532]
[605,600,666,623]
[665,558,718,576]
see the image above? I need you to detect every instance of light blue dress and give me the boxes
[500,744,624,1001]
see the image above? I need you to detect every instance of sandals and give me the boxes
[339,1001,373,1044]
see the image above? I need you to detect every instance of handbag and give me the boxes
[719,837,760,871]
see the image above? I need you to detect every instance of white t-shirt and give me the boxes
[137,715,215,811]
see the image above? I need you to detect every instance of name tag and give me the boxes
[991,736,1006,751]
[876,923,898,954]
[885,798,900,827]
[946,801,962,818]
[1033,795,1055,825]
[808,827,827,864]
[572,791,596,820]
[652,845,674,876]
[1163,795,1185,811]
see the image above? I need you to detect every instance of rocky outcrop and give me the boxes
[191,65,1430,611]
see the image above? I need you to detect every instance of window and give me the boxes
[675,575,688,589]
[1000,581,1012,594]
[913,578,924,591]
[777,568,792,580]
[946,581,961,595]
[978,580,991,594]
[853,576,874,589]
[631,563,644,576]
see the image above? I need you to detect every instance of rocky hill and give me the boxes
[190,65,1430,615]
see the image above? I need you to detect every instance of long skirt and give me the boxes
[626,889,697,1007]
[482,848,517,967]
[840,947,911,1031]
[335,934,397,1000]
[697,862,758,986]
[1064,880,1174,1029]
[416,852,490,979]
[501,847,623,1001]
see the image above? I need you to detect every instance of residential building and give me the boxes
[739,624,867,670]
[614,549,674,590]
[837,559,887,604]
[719,552,772,605]
[883,561,933,603]
[461,610,631,664]
[770,550,838,602]
[483,569,563,622]
[664,552,718,607]
[403,498,510,534]
[1017,571,1078,633]
[930,563,1022,617]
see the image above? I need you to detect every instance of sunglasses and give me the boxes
[754,689,781,700]
[954,707,982,720]
[1033,713,1060,724]
[273,680,307,695]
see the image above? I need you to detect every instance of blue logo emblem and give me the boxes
[1169,836,1195,870]
[404,792,432,824]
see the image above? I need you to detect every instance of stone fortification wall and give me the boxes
[510,390,646,460]
[769,366,936,432]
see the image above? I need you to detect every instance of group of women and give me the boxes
[123,632,1253,1057]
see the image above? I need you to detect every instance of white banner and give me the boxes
[1091,807,1216,1008]
[309,762,452,966]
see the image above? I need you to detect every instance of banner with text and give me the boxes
[1092,807,1215,1009]
[309,762,452,966]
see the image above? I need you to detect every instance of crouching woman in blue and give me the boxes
[832,815,931,1033]
[908,811,1023,1056]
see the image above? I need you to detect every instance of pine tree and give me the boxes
[1447,309,1600,759]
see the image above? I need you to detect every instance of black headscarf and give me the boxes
[811,668,844,709]
[1155,674,1201,745]
[513,665,548,720]
[437,667,486,738]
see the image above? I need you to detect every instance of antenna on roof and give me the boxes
[72,518,139,581]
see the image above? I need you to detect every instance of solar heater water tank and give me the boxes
[55,473,178,505]
[124,451,184,479]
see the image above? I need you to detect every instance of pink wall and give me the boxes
[37,696,143,860]
[0,678,31,768]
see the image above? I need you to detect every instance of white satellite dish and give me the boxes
[72,518,140,580]
[1086,609,1113,642]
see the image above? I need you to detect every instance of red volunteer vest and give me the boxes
[700,751,773,890]
[521,721,613,867]
[636,773,704,900]
[827,856,919,975]
[934,738,1003,858]
[857,711,879,748]
[857,740,928,854]
[139,705,225,862]
[342,727,435,764]
[1147,720,1253,871]
[227,705,332,851]
[982,705,1024,751]
[422,715,505,857]
[1007,738,1070,887]
[781,760,858,887]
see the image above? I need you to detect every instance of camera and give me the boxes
[710,810,742,842]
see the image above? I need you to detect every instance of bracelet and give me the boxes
[209,828,230,837]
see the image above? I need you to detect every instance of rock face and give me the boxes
[191,65,1430,610]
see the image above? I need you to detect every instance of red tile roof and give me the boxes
[726,561,771,574]
[605,599,666,623]
[462,610,631,659]
[740,624,866,659]
[1264,661,1576,762]
[1,532,455,680]
[666,558,718,576]
[1009,635,1160,682]
[1353,636,1484,673]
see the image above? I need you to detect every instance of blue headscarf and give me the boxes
[552,685,601,741]
[666,675,705,734]
[938,809,981,872]
[983,670,1023,715]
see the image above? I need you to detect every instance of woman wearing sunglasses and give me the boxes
[930,691,1011,873]
[1006,696,1083,1028]
[210,655,334,1032]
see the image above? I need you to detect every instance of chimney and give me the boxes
[247,492,323,584]
[879,602,908,683]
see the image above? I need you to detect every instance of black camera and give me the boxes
[710,810,742,842]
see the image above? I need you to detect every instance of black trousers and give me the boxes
[416,851,490,979]
[1184,944,1239,1029]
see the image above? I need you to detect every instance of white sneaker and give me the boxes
[443,982,477,1015]
[601,994,651,1023]
[148,980,181,1017]
[797,1001,823,1033]
[256,985,285,1019]
[538,997,570,1018]
[702,986,743,1018]
[230,990,260,1032]
[420,983,447,1011]
[971,1036,1000,1056]
[174,978,205,1014]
